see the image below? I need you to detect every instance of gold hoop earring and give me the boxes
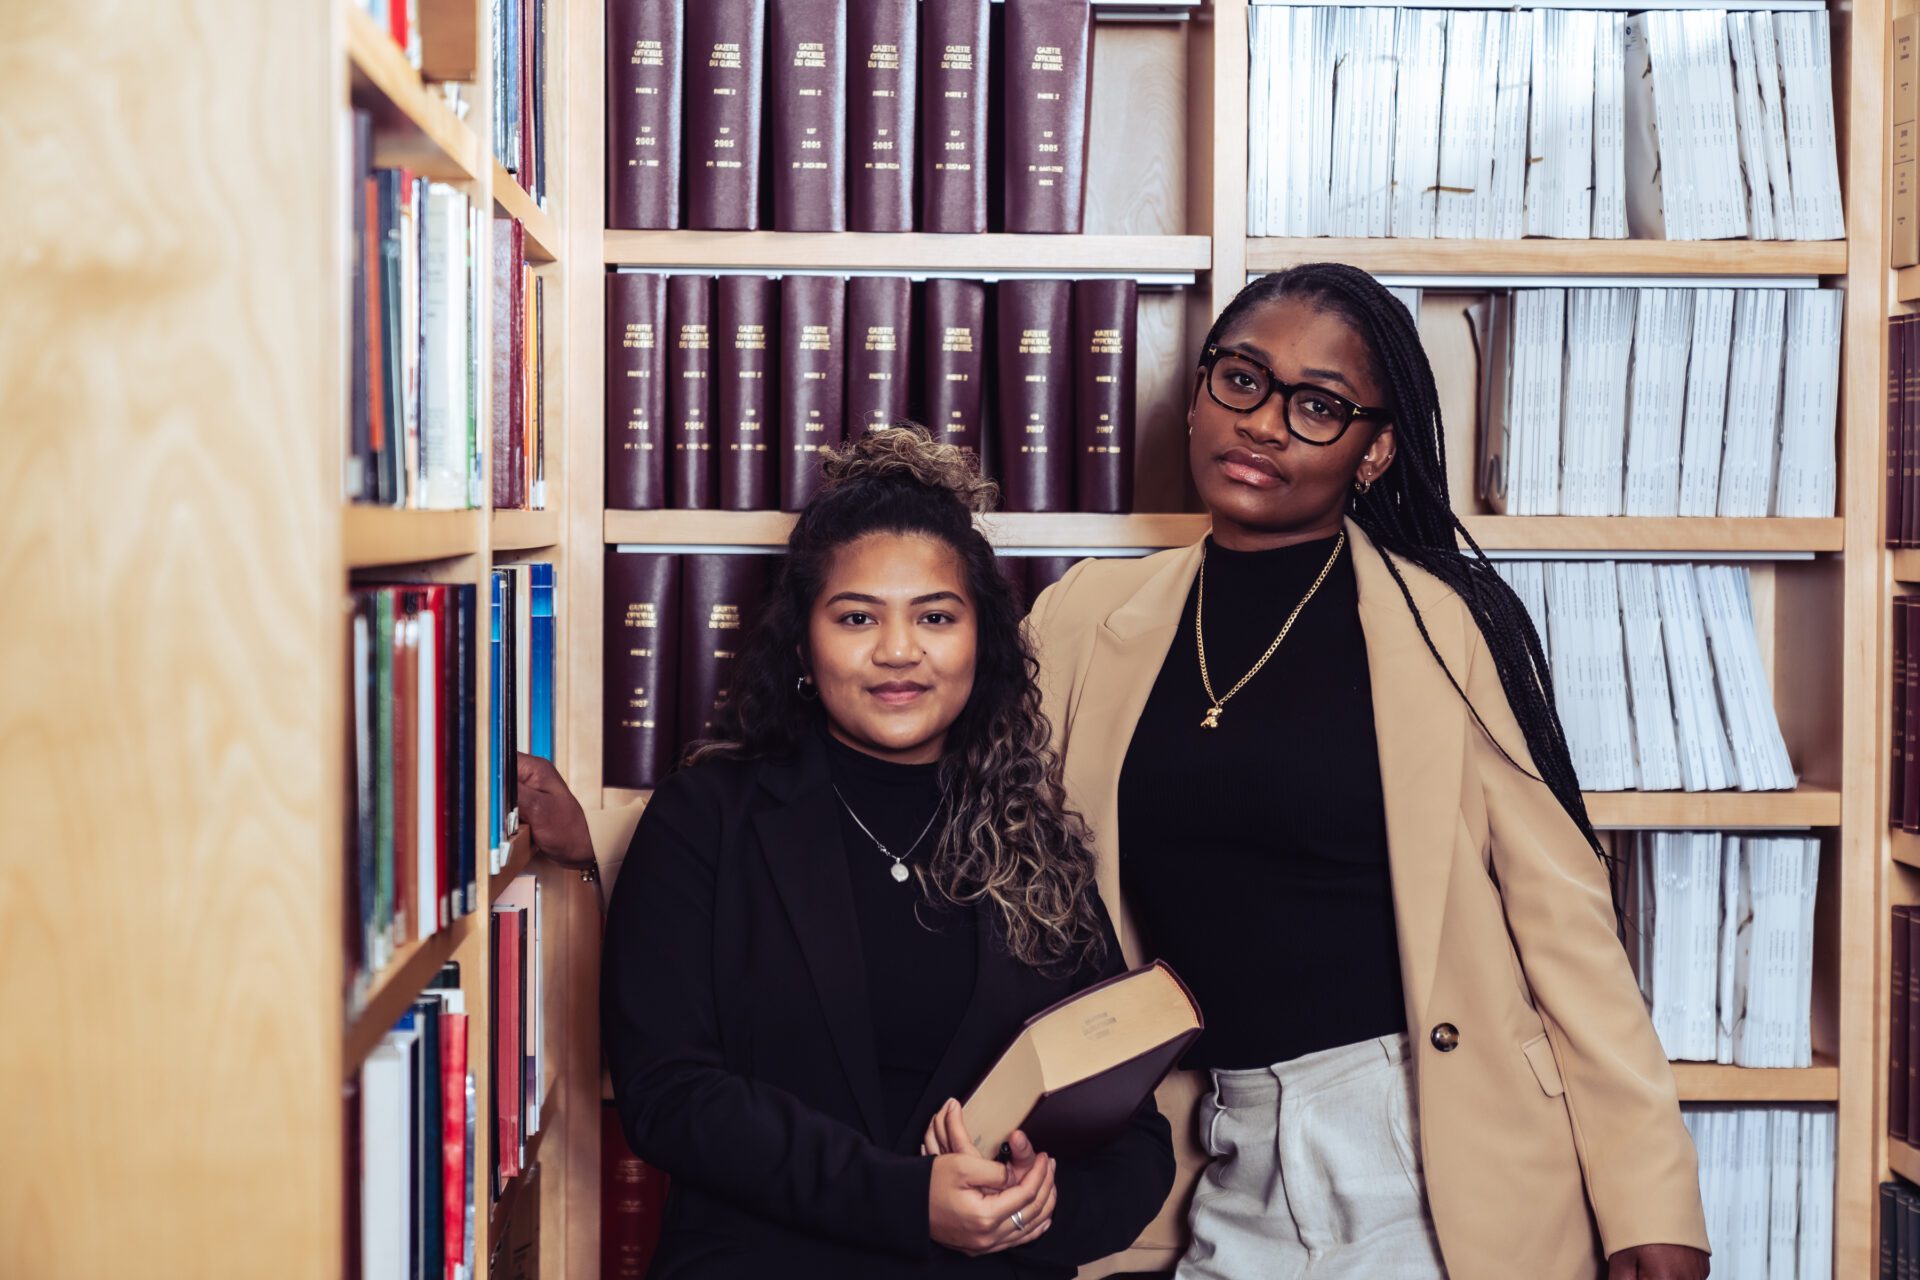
[1353,476,1373,495]
[795,675,818,701]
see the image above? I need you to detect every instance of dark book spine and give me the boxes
[846,276,913,434]
[606,273,669,509]
[770,0,848,231]
[1900,596,1912,828]
[780,275,847,511]
[1898,908,1912,1145]
[717,275,778,510]
[920,278,987,456]
[1073,279,1136,513]
[607,0,683,229]
[994,554,1032,612]
[678,554,770,750]
[601,1103,670,1280]
[668,274,716,509]
[1003,0,1093,234]
[686,0,767,230]
[349,111,373,502]
[995,279,1074,512]
[454,583,476,915]
[1026,555,1083,604]
[1909,913,1920,1143]
[1891,316,1906,549]
[1908,598,1920,832]
[920,0,990,233]
[849,0,916,231]
[603,550,682,788]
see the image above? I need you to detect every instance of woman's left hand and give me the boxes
[516,753,595,870]
[921,1099,1057,1248]
[1607,1244,1710,1279]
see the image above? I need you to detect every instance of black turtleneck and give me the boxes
[821,729,977,1139]
[1117,532,1405,1071]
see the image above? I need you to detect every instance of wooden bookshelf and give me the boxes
[493,507,561,553]
[603,231,1212,275]
[1246,237,1848,279]
[345,3,483,181]
[1673,1058,1842,1104]
[346,506,486,568]
[1894,549,1920,584]
[494,161,560,264]
[1894,1139,1920,1188]
[1584,788,1844,830]
[345,913,478,1080]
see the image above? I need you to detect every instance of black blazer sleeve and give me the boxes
[601,768,936,1260]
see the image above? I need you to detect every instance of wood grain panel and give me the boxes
[1134,291,1197,512]
[1085,24,1187,237]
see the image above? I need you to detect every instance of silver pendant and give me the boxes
[890,862,910,883]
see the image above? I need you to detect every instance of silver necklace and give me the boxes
[831,784,944,883]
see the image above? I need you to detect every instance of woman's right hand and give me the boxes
[515,753,595,871]
[928,1147,1055,1256]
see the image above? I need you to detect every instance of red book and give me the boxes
[1907,599,1920,833]
[421,584,451,930]
[441,1010,469,1280]
[606,273,669,510]
[392,590,417,946]
[849,0,916,230]
[601,1103,670,1279]
[494,907,525,1181]
[668,274,717,509]
[1890,316,1907,549]
[846,276,913,434]
[920,278,986,457]
[780,275,847,511]
[1898,596,1911,827]
[1072,278,1137,513]
[607,0,683,229]
[769,0,849,231]
[995,279,1075,511]
[686,0,768,230]
[920,0,991,233]
[717,275,778,510]
[1002,0,1093,234]
[1907,911,1920,1135]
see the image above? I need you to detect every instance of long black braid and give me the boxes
[1207,264,1611,884]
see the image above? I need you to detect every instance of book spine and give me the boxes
[920,0,991,233]
[1072,278,1136,513]
[849,0,917,230]
[1026,555,1082,604]
[1003,0,1092,234]
[1898,908,1913,1146]
[920,277,987,457]
[529,564,554,762]
[1893,316,1907,550]
[455,584,476,915]
[668,274,716,509]
[607,0,682,228]
[440,1009,469,1279]
[717,275,778,510]
[686,0,767,230]
[1899,595,1911,827]
[846,276,913,434]
[490,214,515,508]
[606,273,669,509]
[995,279,1074,511]
[600,1103,670,1279]
[780,275,847,511]
[506,221,529,509]
[678,554,770,750]
[770,0,849,231]
[603,550,682,788]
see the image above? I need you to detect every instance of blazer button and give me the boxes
[1430,1023,1460,1053]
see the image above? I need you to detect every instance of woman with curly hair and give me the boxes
[517,427,1174,1278]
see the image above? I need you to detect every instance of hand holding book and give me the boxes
[923,1099,1058,1256]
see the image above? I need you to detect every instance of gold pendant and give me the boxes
[1201,706,1223,729]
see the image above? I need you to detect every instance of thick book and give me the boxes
[1908,598,1920,833]
[686,0,767,230]
[601,1103,670,1279]
[961,960,1201,1159]
[604,550,682,788]
[493,908,524,1182]
[668,274,716,509]
[1072,279,1136,514]
[921,278,987,457]
[679,554,770,749]
[1897,907,1912,1144]
[607,0,683,229]
[770,0,849,231]
[717,275,778,510]
[1003,0,1092,234]
[995,279,1074,511]
[847,275,914,434]
[849,0,917,230]
[1026,555,1082,605]
[606,273,669,509]
[1899,595,1912,827]
[920,0,991,233]
[490,215,522,509]
[439,1006,469,1276]
[1909,911,1920,1137]
[780,275,847,511]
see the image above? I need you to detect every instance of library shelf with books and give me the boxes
[604,231,1213,275]
[345,2,484,181]
[495,160,561,264]
[1246,238,1849,279]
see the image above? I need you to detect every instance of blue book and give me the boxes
[529,563,555,761]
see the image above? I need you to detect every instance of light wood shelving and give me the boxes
[345,3,482,181]
[1673,1058,1841,1104]
[345,506,486,568]
[344,913,478,1081]
[604,230,1212,274]
[493,507,561,553]
[1246,237,1847,279]
[494,161,560,263]
[1585,788,1843,830]
[1894,549,1920,583]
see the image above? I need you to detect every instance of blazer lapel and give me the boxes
[753,745,891,1143]
[1347,518,1467,1023]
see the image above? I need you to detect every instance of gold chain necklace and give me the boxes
[1195,530,1346,730]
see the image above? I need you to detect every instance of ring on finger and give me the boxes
[1010,1209,1026,1232]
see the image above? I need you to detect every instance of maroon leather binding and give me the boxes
[780,275,847,511]
[1073,278,1137,513]
[1003,0,1092,234]
[667,275,716,509]
[717,275,778,511]
[1896,907,1912,1144]
[995,279,1074,512]
[994,554,1031,611]
[846,276,913,434]
[678,553,770,747]
[849,0,916,231]
[770,0,848,232]
[1025,554,1084,603]
[686,0,766,230]
[607,0,683,229]
[606,273,669,510]
[920,277,987,457]
[603,550,682,788]
[920,0,991,233]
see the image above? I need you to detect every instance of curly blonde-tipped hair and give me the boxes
[691,424,1106,975]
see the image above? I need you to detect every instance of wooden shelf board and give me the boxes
[1895,549,1920,584]
[1584,787,1840,829]
[602,787,650,810]
[1897,266,1920,304]
[344,913,475,1080]
[489,1080,559,1243]
[1670,1058,1838,1103]
[1893,1141,1920,1187]
[604,231,1212,274]
[1892,829,1920,871]
[491,827,533,902]
[1245,238,1846,279]
[492,161,559,264]
[492,507,560,553]
[345,506,484,568]
[344,4,481,182]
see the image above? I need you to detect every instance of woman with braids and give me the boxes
[513,429,1174,1278]
[1026,264,1709,1280]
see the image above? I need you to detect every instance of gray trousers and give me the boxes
[1174,1033,1449,1280]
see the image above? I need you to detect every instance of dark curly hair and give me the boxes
[691,425,1106,974]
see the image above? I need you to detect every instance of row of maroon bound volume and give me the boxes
[1891,908,1920,1148]
[604,549,1085,787]
[1888,315,1920,547]
[605,272,1137,513]
[1892,597,1920,832]
[607,0,1093,233]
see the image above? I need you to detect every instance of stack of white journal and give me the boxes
[1247,6,1844,241]
[1623,831,1818,1067]
[1495,562,1795,792]
[1682,1106,1834,1280]
[1473,287,1841,518]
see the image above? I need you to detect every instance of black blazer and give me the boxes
[601,734,1176,1279]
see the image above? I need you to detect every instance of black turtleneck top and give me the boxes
[821,729,977,1139]
[1116,533,1406,1071]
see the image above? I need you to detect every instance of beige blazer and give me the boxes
[1027,521,1710,1280]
